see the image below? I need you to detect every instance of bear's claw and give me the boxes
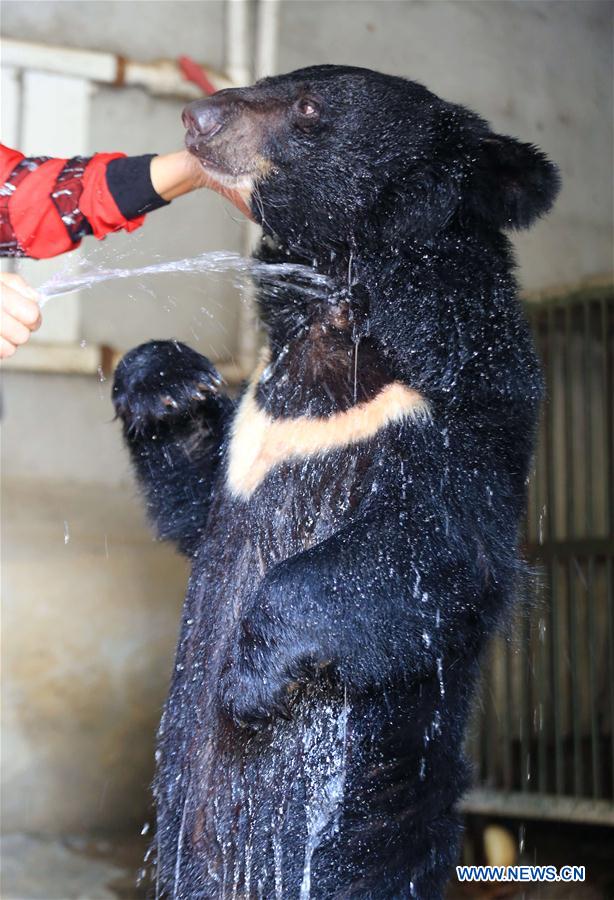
[219,588,321,730]
[220,669,295,730]
[219,629,296,729]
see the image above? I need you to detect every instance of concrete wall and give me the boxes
[1,0,612,835]
[0,370,189,834]
[2,478,188,833]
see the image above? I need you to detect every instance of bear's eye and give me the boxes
[295,97,320,122]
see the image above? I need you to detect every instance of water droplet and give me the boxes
[436,658,445,697]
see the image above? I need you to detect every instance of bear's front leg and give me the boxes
[113,340,234,555]
[220,562,329,726]
[220,513,497,727]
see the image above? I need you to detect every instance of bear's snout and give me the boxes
[183,99,228,148]
[182,89,277,190]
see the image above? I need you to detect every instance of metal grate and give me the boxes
[465,287,614,826]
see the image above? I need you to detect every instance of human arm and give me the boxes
[0,145,220,260]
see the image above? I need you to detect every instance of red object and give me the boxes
[0,144,145,259]
[178,56,218,96]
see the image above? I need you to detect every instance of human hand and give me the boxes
[0,273,41,359]
[150,150,253,220]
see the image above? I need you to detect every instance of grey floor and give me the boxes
[0,834,147,900]
[1,832,607,900]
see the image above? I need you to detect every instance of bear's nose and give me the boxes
[182,100,226,140]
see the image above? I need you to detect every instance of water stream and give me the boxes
[37,251,333,306]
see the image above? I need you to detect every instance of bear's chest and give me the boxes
[190,375,430,666]
[224,372,430,503]
[205,446,376,606]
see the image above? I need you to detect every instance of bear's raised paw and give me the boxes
[113,340,223,433]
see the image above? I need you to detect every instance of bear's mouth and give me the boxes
[184,129,269,185]
[184,129,256,219]
[184,128,231,177]
[189,148,255,191]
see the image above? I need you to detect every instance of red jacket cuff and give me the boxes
[80,152,146,239]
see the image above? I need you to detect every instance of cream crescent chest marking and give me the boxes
[226,368,431,499]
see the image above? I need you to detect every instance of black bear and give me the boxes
[113,66,559,898]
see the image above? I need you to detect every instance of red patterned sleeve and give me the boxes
[0,144,154,259]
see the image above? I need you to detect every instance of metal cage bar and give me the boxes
[465,287,614,825]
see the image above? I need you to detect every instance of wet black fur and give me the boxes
[113,66,559,898]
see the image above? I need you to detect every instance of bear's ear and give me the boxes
[466,133,561,230]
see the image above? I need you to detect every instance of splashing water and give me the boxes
[436,657,445,698]
[299,696,350,900]
[37,251,334,306]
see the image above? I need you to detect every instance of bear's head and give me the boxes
[184,65,560,256]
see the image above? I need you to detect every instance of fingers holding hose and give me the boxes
[0,273,42,359]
